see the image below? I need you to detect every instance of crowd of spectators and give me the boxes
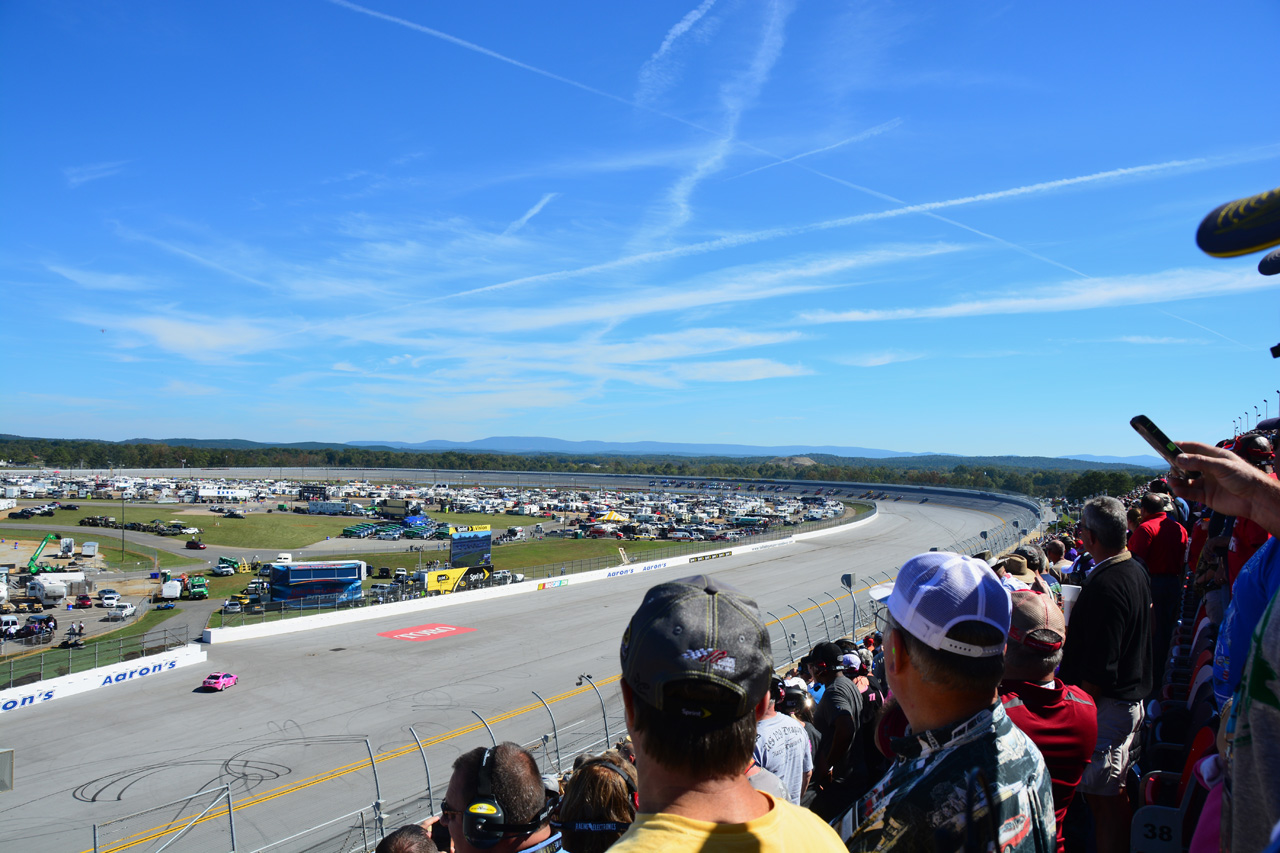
[373,427,1280,852]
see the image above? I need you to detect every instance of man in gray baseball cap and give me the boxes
[611,574,844,852]
[845,552,1056,852]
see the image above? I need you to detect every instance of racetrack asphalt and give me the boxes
[0,497,1015,852]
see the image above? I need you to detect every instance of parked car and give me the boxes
[98,588,119,600]
[100,593,120,608]
[210,563,236,576]
[202,672,238,691]
[222,600,243,614]
[75,594,93,609]
[185,540,207,550]
[109,603,137,619]
[224,511,245,519]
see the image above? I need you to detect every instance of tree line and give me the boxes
[0,438,1155,500]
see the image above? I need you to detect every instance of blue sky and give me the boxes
[3,1,1278,457]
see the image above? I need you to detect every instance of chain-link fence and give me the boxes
[0,625,189,690]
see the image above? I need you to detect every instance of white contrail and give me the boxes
[328,0,648,114]
[729,118,903,179]
[113,223,276,290]
[644,0,791,239]
[636,0,718,102]
[799,164,1092,277]
[799,268,1277,324]
[322,0,1150,278]
[502,192,559,236]
[442,156,1201,300]
[1158,308,1251,350]
[653,0,719,60]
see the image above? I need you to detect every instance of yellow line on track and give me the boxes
[85,678,622,853]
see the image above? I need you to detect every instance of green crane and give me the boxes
[27,533,61,574]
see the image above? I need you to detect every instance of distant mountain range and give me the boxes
[0,433,1165,470]
[348,436,1165,468]
[348,436,927,458]
[1062,454,1168,467]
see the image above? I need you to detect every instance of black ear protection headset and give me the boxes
[464,747,558,849]
[551,758,637,834]
[769,675,785,705]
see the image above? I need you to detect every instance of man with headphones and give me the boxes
[442,742,562,853]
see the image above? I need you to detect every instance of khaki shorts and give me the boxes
[1078,696,1144,796]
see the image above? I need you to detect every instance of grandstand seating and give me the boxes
[1130,552,1223,852]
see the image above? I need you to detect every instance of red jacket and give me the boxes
[1128,512,1188,577]
[1001,679,1098,853]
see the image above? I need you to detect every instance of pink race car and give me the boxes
[202,672,238,691]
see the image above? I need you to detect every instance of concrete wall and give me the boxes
[0,643,207,716]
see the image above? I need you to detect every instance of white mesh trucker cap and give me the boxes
[886,551,1011,658]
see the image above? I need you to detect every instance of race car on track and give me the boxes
[202,672,238,691]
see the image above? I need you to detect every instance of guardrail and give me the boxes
[97,505,1033,853]
[0,625,189,691]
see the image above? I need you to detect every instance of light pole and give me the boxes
[120,484,126,571]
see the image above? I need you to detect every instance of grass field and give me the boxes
[0,504,544,550]
[309,537,672,576]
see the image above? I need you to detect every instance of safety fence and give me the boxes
[206,505,877,630]
[90,505,1034,853]
[0,625,190,691]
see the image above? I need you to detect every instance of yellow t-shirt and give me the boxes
[607,792,845,853]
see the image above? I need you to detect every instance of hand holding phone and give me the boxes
[1130,415,1200,479]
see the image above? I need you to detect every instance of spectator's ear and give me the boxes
[754,692,769,722]
[885,628,907,679]
[620,679,636,728]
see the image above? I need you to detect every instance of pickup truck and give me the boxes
[107,603,137,620]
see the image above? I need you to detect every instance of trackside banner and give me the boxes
[0,644,207,716]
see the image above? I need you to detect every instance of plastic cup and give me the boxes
[1060,584,1082,624]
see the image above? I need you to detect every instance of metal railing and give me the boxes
[0,625,189,691]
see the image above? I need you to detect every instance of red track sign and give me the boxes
[378,623,475,642]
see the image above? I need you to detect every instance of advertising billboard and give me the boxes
[450,530,492,569]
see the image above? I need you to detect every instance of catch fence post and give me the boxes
[578,675,610,747]
[472,710,498,746]
[409,726,435,814]
[787,604,814,652]
[765,611,794,664]
[532,691,563,774]
[807,597,831,643]
[364,738,385,840]
[823,592,846,640]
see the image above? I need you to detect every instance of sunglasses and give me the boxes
[440,801,463,821]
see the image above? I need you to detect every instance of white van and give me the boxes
[0,615,20,631]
